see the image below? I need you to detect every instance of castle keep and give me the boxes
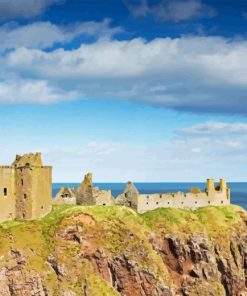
[0,153,52,223]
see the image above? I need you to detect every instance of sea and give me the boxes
[53,182,247,210]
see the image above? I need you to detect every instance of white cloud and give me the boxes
[125,0,216,22]
[35,122,247,181]
[1,120,247,182]
[0,19,121,51]
[0,80,78,104]
[2,36,247,112]
[0,0,65,20]
[181,121,247,136]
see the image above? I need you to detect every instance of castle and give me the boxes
[55,174,231,214]
[0,153,52,223]
[0,152,231,223]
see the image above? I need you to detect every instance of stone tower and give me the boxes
[0,152,52,223]
[206,178,215,195]
[14,153,52,220]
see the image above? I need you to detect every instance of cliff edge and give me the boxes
[0,205,246,296]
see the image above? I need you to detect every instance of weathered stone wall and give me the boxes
[53,187,76,205]
[76,173,95,205]
[15,167,33,220]
[115,181,139,210]
[137,179,230,214]
[93,188,114,206]
[0,166,16,222]
[30,166,52,220]
[15,165,52,220]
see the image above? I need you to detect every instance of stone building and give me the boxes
[136,178,230,214]
[76,173,114,206]
[55,172,114,206]
[115,181,139,210]
[53,187,76,205]
[0,153,52,223]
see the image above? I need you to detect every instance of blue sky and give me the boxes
[0,0,247,182]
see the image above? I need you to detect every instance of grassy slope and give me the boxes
[0,204,246,295]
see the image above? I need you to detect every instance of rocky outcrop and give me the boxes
[116,181,139,210]
[0,205,246,295]
[150,233,247,295]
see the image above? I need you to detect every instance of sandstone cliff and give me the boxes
[0,205,246,296]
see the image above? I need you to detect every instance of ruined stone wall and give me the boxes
[137,179,230,214]
[76,173,95,205]
[0,166,16,223]
[15,166,52,220]
[53,187,76,205]
[15,167,33,220]
[30,166,52,220]
[94,189,114,206]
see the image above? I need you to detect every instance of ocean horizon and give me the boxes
[53,182,247,210]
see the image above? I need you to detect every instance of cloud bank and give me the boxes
[1,34,247,113]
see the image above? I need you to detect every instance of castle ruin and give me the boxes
[54,176,231,213]
[136,178,230,213]
[54,172,114,206]
[0,153,52,223]
[0,152,231,223]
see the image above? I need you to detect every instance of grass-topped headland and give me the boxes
[0,204,246,296]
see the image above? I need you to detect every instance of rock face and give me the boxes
[0,205,246,295]
[116,181,139,210]
[151,233,247,295]
[76,173,95,205]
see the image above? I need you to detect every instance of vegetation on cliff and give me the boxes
[0,205,246,295]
